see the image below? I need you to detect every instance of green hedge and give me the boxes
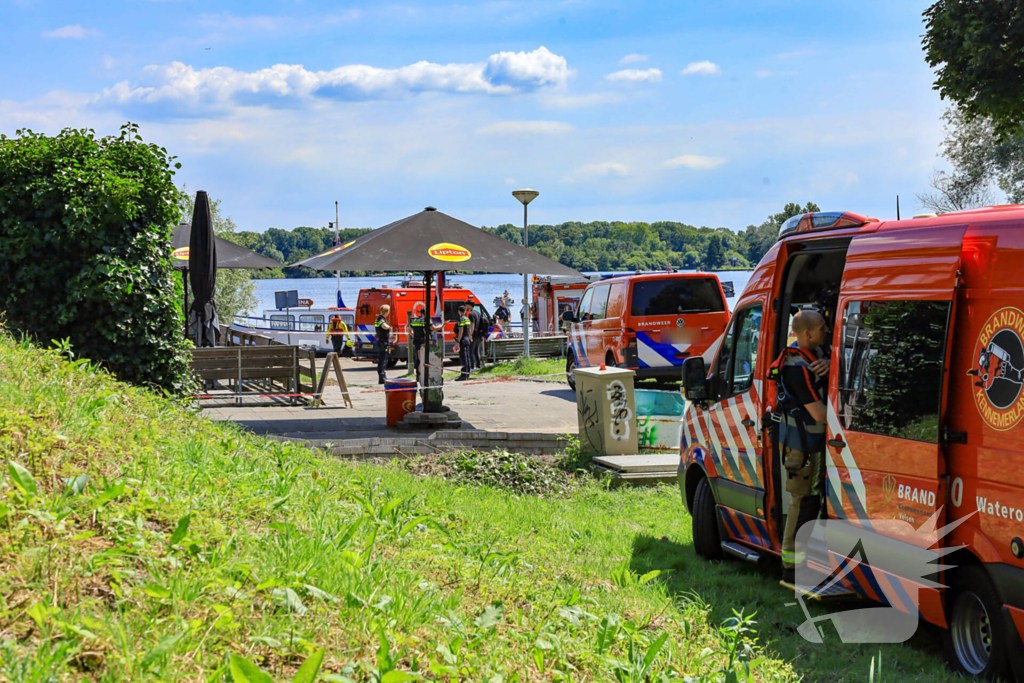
[0,123,191,393]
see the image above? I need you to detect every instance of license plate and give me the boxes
[362,343,374,349]
[664,328,699,343]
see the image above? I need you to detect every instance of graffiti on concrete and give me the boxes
[578,387,602,450]
[607,380,632,442]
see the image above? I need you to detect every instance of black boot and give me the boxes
[378,374,386,385]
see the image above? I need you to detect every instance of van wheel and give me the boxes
[947,566,1010,679]
[692,476,722,560]
[566,353,577,391]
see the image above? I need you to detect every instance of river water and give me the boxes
[250,270,756,316]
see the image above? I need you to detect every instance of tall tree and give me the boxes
[705,234,725,269]
[923,0,1024,140]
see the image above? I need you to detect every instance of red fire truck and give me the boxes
[679,206,1024,678]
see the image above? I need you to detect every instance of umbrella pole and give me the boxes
[421,270,444,413]
[183,269,189,340]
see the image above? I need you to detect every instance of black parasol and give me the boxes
[187,191,220,347]
[171,224,283,270]
[289,207,580,276]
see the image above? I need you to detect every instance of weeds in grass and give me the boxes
[0,329,956,682]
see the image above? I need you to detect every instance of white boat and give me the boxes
[230,308,356,352]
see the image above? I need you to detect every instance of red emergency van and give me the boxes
[533,275,593,333]
[564,272,732,389]
[353,279,488,366]
[678,206,1024,678]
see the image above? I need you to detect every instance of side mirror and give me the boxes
[682,357,708,402]
[721,281,735,298]
[561,310,577,324]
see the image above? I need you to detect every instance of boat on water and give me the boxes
[231,307,355,352]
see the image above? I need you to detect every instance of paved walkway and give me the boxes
[201,356,579,441]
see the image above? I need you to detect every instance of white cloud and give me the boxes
[619,53,648,65]
[542,92,626,109]
[755,69,797,78]
[42,24,98,39]
[476,120,574,136]
[605,68,662,83]
[576,161,629,178]
[680,60,720,76]
[101,55,117,70]
[96,47,571,109]
[662,154,725,170]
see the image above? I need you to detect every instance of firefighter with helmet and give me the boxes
[326,314,354,357]
[768,309,830,586]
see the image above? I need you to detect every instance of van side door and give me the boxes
[829,224,966,541]
[569,287,595,369]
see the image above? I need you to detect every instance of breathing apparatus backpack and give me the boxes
[767,347,818,473]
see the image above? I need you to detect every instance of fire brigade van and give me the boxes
[563,272,732,389]
[678,206,1024,678]
[533,275,594,333]
[353,279,488,366]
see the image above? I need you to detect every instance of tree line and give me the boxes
[228,202,819,279]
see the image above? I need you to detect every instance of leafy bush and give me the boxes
[0,124,192,393]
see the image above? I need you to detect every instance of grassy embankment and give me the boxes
[0,332,957,681]
[443,357,565,382]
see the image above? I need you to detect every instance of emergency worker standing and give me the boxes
[374,305,392,385]
[454,305,472,381]
[326,315,354,357]
[405,304,442,380]
[770,310,830,585]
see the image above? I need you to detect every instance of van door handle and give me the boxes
[828,439,846,449]
[741,419,755,427]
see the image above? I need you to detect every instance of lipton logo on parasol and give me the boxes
[323,240,356,256]
[172,247,190,260]
[972,306,1024,430]
[428,242,472,262]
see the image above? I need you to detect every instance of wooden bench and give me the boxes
[219,325,319,398]
[191,346,303,404]
[489,335,567,364]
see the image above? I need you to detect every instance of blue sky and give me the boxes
[2,0,951,233]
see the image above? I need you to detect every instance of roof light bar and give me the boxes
[778,211,876,239]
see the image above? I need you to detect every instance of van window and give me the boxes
[715,304,762,396]
[577,288,594,322]
[838,300,950,443]
[589,284,611,321]
[630,277,725,316]
[443,300,468,323]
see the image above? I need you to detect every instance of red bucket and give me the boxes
[385,378,418,426]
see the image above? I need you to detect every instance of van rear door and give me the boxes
[829,224,967,542]
[629,276,729,370]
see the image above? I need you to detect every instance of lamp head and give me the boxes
[512,188,539,205]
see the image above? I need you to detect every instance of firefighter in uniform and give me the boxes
[770,310,830,586]
[326,315,354,357]
[374,305,392,385]
[454,305,472,381]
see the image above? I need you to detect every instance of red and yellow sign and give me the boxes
[172,247,190,260]
[972,306,1024,430]
[428,242,472,262]
[323,240,356,256]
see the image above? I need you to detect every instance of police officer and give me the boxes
[454,304,472,381]
[405,303,440,380]
[771,310,830,585]
[326,314,354,357]
[374,304,392,384]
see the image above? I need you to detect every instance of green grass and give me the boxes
[0,332,959,682]
[443,357,566,381]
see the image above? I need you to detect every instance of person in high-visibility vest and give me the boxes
[454,304,472,381]
[768,310,830,586]
[374,305,392,384]
[326,315,354,357]
[405,303,440,378]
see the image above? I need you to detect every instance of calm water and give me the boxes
[249,270,756,316]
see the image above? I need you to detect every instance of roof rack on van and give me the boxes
[778,211,877,239]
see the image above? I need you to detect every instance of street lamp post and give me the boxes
[512,188,539,358]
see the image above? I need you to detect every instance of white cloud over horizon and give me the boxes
[619,53,648,65]
[662,154,725,170]
[476,120,574,136]
[680,60,721,76]
[95,47,572,110]
[42,24,98,39]
[604,68,662,83]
